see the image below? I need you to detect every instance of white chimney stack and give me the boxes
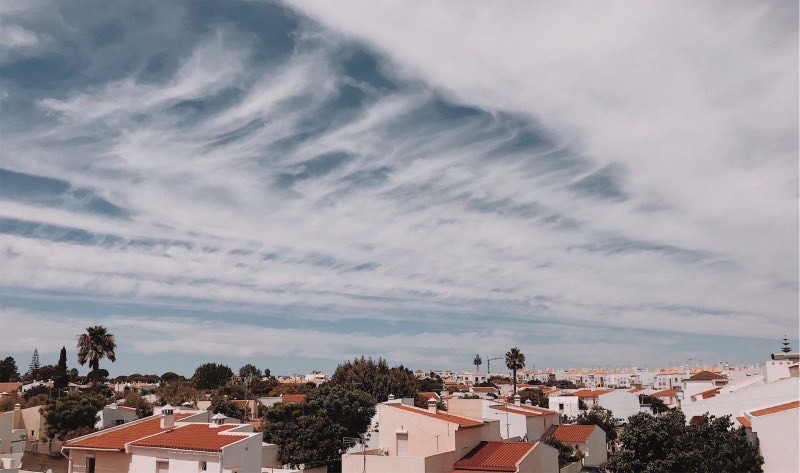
[513,393,521,406]
[210,413,227,428]
[525,399,533,406]
[427,398,438,414]
[160,404,174,429]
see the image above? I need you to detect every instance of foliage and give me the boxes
[157,381,200,406]
[576,406,618,442]
[415,376,444,393]
[160,371,184,383]
[639,395,670,414]
[488,376,511,384]
[546,379,578,389]
[23,384,50,401]
[191,363,234,390]
[26,348,41,379]
[77,326,117,386]
[505,347,525,394]
[543,437,580,466]
[208,399,243,419]
[267,382,315,397]
[262,386,375,469]
[607,410,763,473]
[251,378,280,397]
[578,399,589,411]
[328,357,418,402]
[473,354,482,371]
[239,364,262,381]
[517,388,549,408]
[122,392,153,418]
[0,356,20,382]
[263,368,272,378]
[42,393,107,440]
[54,347,70,390]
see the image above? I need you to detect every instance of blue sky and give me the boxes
[1,1,797,377]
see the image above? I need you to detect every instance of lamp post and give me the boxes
[487,357,502,376]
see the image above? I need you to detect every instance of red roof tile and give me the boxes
[281,394,306,403]
[129,423,248,452]
[736,416,752,428]
[551,425,597,443]
[453,441,537,472]
[688,371,726,381]
[749,400,800,417]
[116,406,137,414]
[0,382,22,393]
[64,414,195,450]
[389,403,483,428]
[652,388,677,398]
[418,392,441,401]
[491,404,557,418]
[695,387,720,400]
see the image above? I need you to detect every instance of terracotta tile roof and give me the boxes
[389,403,483,428]
[694,387,720,400]
[0,382,22,393]
[64,414,195,451]
[749,400,800,417]
[281,394,306,404]
[688,371,726,381]
[453,441,537,472]
[233,400,254,409]
[736,416,752,428]
[491,403,558,417]
[129,423,248,452]
[628,387,645,393]
[471,387,498,393]
[550,425,597,443]
[418,392,441,401]
[568,389,613,398]
[116,406,137,414]
[652,388,677,397]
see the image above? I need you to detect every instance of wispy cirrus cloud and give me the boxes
[0,1,796,374]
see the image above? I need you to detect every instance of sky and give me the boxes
[0,0,797,377]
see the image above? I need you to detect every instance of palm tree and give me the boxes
[473,354,482,373]
[77,326,117,386]
[505,347,525,395]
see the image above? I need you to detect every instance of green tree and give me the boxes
[543,437,580,467]
[639,394,670,414]
[77,326,117,386]
[54,347,69,390]
[208,398,242,419]
[576,405,617,442]
[238,364,262,381]
[329,357,418,402]
[42,393,107,440]
[608,410,763,473]
[157,381,200,406]
[122,392,153,418]
[262,386,375,470]
[160,371,184,384]
[473,354,482,372]
[504,347,525,394]
[517,388,548,408]
[0,356,20,382]
[26,348,41,379]
[191,363,234,390]
[416,376,444,393]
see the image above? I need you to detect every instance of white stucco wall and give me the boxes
[681,377,799,425]
[749,407,800,473]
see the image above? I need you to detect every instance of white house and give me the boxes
[741,400,799,473]
[548,395,580,417]
[95,403,138,429]
[448,397,561,441]
[62,406,274,473]
[542,424,607,467]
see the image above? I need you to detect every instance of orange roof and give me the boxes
[129,424,248,452]
[0,382,22,393]
[569,389,613,398]
[389,403,483,428]
[628,387,645,393]
[736,416,752,428]
[492,405,544,418]
[471,387,498,393]
[418,392,441,401]
[688,371,726,381]
[551,425,597,443]
[695,387,720,400]
[453,441,537,472]
[116,406,137,414]
[65,414,194,451]
[282,394,306,404]
[749,400,800,417]
[652,388,677,398]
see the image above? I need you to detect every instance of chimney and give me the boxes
[160,404,174,429]
[513,393,521,406]
[427,398,438,414]
[13,403,21,411]
[210,413,227,428]
[525,399,533,406]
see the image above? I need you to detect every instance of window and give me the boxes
[156,460,169,473]
[115,419,125,426]
[559,403,564,411]
[199,461,207,471]
[86,457,96,473]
